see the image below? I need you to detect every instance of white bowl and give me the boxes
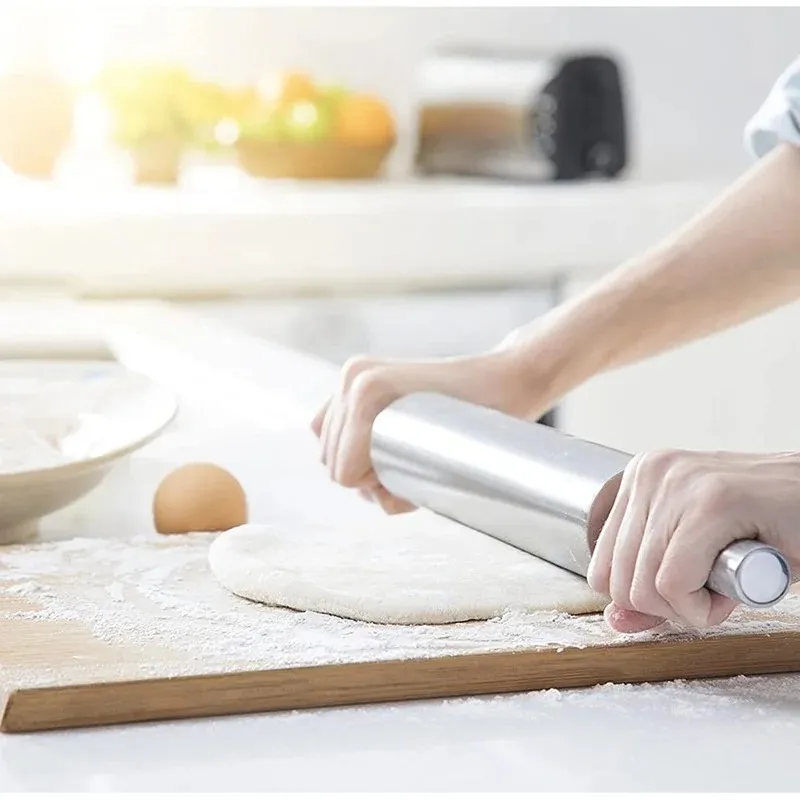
[0,361,178,544]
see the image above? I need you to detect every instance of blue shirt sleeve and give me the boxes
[745,56,800,158]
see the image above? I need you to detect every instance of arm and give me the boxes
[313,56,800,515]
[505,143,800,416]
[311,145,800,510]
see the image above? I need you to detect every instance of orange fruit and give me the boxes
[335,93,395,145]
[261,71,317,107]
[0,72,74,177]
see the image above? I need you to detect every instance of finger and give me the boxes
[604,602,668,634]
[310,399,331,438]
[334,397,380,487]
[706,593,740,627]
[356,472,383,501]
[323,398,345,477]
[371,485,416,515]
[608,476,651,611]
[325,357,375,476]
[335,370,398,487]
[361,474,416,513]
[627,500,685,621]
[657,512,743,627]
[587,456,640,594]
[625,454,746,621]
[318,397,337,465]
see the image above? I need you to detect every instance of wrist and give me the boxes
[470,341,573,420]
[501,246,684,403]
[494,314,603,418]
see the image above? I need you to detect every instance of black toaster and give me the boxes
[415,49,628,181]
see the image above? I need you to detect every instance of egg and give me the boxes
[153,462,248,535]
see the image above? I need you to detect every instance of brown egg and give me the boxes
[153,462,248,535]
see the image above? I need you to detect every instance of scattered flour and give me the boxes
[2,532,800,698]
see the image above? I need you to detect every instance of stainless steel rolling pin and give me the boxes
[371,392,792,609]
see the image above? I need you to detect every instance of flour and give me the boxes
[2,533,800,694]
[0,377,82,471]
[0,422,66,472]
[0,395,81,474]
[0,367,149,475]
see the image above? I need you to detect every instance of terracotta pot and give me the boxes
[0,71,73,178]
[131,139,183,185]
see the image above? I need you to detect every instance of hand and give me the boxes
[587,449,800,634]
[311,350,545,514]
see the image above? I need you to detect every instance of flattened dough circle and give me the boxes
[208,519,606,625]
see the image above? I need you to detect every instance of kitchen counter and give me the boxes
[1,300,799,792]
[0,167,720,297]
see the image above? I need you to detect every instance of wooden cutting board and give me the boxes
[2,533,800,734]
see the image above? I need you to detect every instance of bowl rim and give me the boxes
[0,360,179,486]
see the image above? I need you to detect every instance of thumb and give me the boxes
[604,602,666,634]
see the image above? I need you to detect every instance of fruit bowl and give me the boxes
[235,138,394,180]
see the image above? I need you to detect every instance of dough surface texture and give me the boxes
[208,518,606,625]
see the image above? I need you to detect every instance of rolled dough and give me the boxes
[208,516,607,625]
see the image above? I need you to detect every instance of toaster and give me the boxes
[415,49,628,181]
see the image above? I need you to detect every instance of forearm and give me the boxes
[506,143,800,409]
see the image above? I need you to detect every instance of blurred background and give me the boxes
[0,5,797,181]
[0,4,799,453]
[0,2,800,180]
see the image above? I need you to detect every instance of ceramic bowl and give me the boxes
[0,361,178,544]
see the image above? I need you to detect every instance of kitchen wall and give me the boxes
[561,280,800,454]
[28,5,800,181]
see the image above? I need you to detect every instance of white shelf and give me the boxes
[0,166,722,298]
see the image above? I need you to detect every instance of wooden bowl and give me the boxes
[130,139,183,185]
[235,139,393,180]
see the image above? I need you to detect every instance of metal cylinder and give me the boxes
[371,392,791,609]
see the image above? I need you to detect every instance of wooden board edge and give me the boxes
[0,691,12,733]
[4,631,800,733]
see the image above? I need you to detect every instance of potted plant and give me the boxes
[96,64,204,185]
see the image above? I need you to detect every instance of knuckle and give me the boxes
[340,355,376,389]
[628,583,670,619]
[654,567,682,600]
[696,474,733,511]
[663,458,696,489]
[637,449,684,479]
[349,370,381,402]
[348,369,393,413]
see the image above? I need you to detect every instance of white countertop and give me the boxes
[0,167,721,297]
[1,301,798,792]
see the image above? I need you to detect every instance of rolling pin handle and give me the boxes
[708,541,791,608]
